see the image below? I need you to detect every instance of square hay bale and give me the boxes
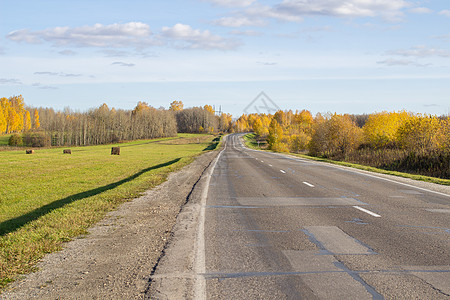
[63,149,72,154]
[26,150,34,154]
[111,147,120,155]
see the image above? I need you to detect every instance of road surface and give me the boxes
[150,134,450,299]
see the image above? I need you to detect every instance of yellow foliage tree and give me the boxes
[267,119,285,150]
[0,97,8,133]
[252,118,264,136]
[219,113,232,133]
[23,110,31,131]
[169,100,184,111]
[289,132,311,153]
[132,101,151,115]
[309,113,362,156]
[363,111,409,148]
[397,115,445,153]
[203,104,214,115]
[33,109,40,129]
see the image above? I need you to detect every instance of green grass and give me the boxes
[242,133,267,150]
[0,133,218,289]
[0,135,11,146]
[243,133,450,186]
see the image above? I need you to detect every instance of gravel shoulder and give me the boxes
[1,150,219,300]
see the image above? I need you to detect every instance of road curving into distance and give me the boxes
[151,133,450,299]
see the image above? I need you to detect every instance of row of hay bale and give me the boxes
[25,147,121,155]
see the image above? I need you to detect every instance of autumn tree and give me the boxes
[308,113,362,157]
[252,118,264,136]
[169,100,184,111]
[0,95,32,133]
[203,104,214,115]
[267,119,288,152]
[32,108,40,130]
[363,111,409,148]
[175,106,218,133]
[397,115,445,153]
[8,95,26,133]
[23,110,31,131]
[0,98,7,133]
[233,115,250,133]
[218,113,232,133]
[289,132,311,153]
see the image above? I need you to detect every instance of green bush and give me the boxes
[8,134,23,146]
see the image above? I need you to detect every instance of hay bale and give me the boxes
[63,149,72,154]
[26,150,34,154]
[111,147,120,155]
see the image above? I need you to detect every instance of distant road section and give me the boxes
[152,133,450,299]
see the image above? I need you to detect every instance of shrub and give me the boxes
[8,133,23,146]
[22,132,51,147]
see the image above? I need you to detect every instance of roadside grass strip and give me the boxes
[0,134,217,290]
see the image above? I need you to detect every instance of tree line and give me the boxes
[2,96,233,147]
[236,110,450,179]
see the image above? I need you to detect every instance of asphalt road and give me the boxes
[200,134,449,299]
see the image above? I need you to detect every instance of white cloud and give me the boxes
[7,22,237,51]
[230,29,263,36]
[246,3,303,22]
[432,34,450,42]
[0,78,22,85]
[58,50,77,56]
[205,0,256,7]
[408,7,432,14]
[257,61,277,66]
[161,23,240,50]
[102,49,131,57]
[248,0,411,22]
[213,16,265,27]
[34,71,82,77]
[389,45,450,58]
[438,10,450,17]
[111,62,135,67]
[377,58,430,67]
[7,22,154,48]
[32,83,58,90]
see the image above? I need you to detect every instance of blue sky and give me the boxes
[1,0,449,116]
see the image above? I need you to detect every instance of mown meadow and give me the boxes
[0,134,218,289]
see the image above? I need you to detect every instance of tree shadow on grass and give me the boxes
[0,158,181,236]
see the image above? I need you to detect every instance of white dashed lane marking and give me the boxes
[353,206,381,218]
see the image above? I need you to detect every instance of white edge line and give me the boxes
[353,206,381,218]
[239,135,449,199]
[253,147,449,199]
[194,137,226,300]
[303,181,315,188]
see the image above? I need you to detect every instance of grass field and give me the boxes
[243,133,450,186]
[0,134,218,289]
